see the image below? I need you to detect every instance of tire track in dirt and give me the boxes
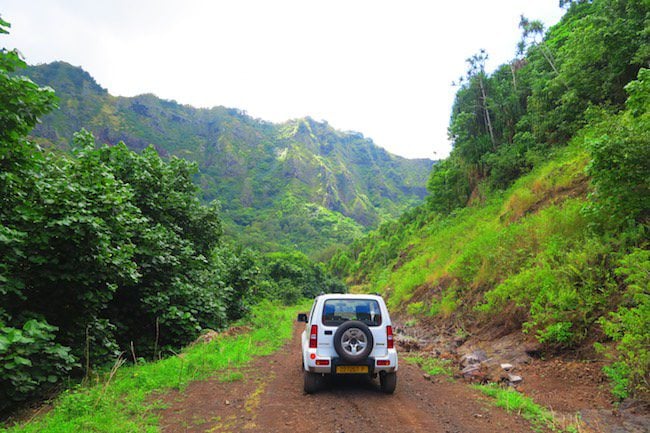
[160,323,534,433]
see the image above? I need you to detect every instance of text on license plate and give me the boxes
[336,365,369,374]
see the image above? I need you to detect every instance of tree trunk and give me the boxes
[540,46,570,90]
[509,62,518,91]
[478,74,496,150]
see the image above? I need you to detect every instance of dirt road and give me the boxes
[160,324,534,433]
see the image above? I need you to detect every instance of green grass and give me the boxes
[474,384,580,433]
[340,139,647,398]
[356,143,591,316]
[2,300,308,433]
[353,143,612,350]
[404,355,454,378]
[218,371,245,383]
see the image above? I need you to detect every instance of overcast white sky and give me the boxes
[2,0,564,159]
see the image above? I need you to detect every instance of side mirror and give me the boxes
[297,313,308,322]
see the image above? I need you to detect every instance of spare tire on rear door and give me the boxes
[333,320,374,363]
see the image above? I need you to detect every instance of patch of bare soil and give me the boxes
[159,324,534,433]
[519,359,649,433]
[394,321,650,433]
[518,358,611,412]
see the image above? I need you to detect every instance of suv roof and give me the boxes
[316,293,383,301]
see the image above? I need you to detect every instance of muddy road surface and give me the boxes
[160,323,534,433]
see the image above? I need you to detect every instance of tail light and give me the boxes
[386,325,394,349]
[309,324,318,348]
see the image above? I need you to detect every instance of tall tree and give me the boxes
[518,16,562,82]
[466,50,496,150]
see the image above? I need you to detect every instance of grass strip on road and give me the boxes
[3,300,308,433]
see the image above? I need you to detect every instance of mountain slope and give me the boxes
[329,0,648,403]
[25,61,433,256]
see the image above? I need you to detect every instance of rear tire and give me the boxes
[380,372,397,394]
[304,371,321,394]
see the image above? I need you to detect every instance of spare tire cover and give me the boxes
[333,320,374,363]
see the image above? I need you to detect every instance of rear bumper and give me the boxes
[305,350,398,374]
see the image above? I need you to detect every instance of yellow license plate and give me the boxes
[336,365,369,374]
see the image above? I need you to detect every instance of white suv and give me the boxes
[297,294,398,394]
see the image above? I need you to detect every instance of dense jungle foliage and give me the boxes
[21,62,432,258]
[0,18,344,411]
[330,0,649,401]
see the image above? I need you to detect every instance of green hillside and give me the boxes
[330,0,649,402]
[22,61,433,257]
[2,0,648,421]
[0,26,350,412]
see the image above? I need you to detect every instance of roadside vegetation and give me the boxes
[1,301,305,432]
[404,355,454,378]
[330,0,648,402]
[474,384,580,433]
[0,17,343,415]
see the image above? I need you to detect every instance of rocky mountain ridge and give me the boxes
[25,61,434,255]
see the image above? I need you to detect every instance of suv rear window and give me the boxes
[322,299,382,327]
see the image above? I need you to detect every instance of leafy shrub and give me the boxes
[598,249,649,400]
[536,321,575,347]
[428,299,441,317]
[586,69,650,225]
[0,320,76,409]
[602,362,632,401]
[261,251,346,304]
[439,290,460,318]
[406,301,425,316]
[483,142,531,188]
[426,157,470,214]
[93,138,227,353]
